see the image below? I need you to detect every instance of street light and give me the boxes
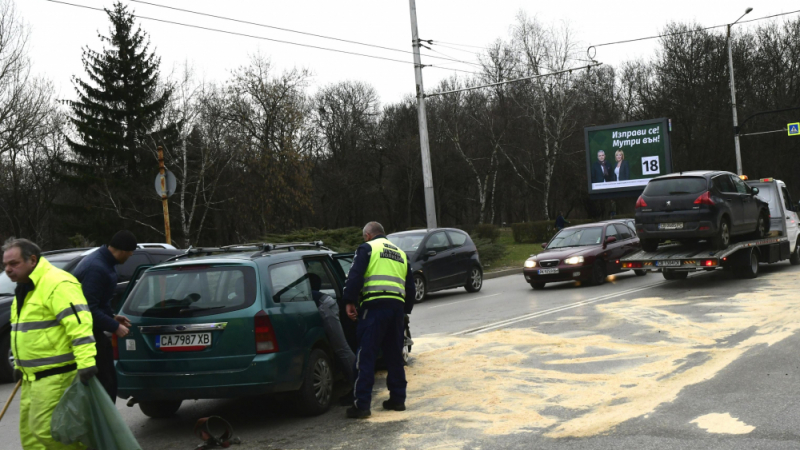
[727,7,752,176]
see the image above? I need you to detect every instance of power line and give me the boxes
[422,47,483,69]
[589,8,800,49]
[431,40,491,51]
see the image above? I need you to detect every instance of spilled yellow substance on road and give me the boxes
[370,271,799,444]
[691,413,755,434]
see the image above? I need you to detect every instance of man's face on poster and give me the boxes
[597,151,605,163]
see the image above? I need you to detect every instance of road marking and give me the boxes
[427,293,502,309]
[450,273,711,336]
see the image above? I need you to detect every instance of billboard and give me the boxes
[584,118,672,197]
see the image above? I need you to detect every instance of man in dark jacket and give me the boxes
[72,230,137,401]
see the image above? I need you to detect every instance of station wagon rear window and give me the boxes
[122,266,257,317]
[643,177,707,196]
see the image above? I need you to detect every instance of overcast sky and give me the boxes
[18,0,797,105]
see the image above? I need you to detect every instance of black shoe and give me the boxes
[346,407,371,419]
[382,400,406,411]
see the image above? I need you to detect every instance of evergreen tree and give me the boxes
[64,1,176,238]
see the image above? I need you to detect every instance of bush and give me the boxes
[262,227,364,253]
[511,219,597,244]
[473,223,500,243]
[473,238,507,268]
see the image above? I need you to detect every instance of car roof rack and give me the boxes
[165,241,330,262]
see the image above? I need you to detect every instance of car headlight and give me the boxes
[564,256,584,265]
[524,260,536,268]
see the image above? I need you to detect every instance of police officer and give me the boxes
[343,222,414,418]
[3,238,96,449]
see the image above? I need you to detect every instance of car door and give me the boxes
[602,225,625,274]
[731,175,757,233]
[419,231,454,291]
[779,185,800,246]
[713,175,743,232]
[445,230,471,284]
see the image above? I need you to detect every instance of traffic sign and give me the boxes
[789,123,800,136]
[154,170,177,197]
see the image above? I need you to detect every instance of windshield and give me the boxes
[644,177,707,196]
[0,272,14,296]
[548,227,604,249]
[388,232,426,254]
[122,265,257,318]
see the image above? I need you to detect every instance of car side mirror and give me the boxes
[605,236,617,245]
[425,250,437,258]
[751,187,759,195]
[541,243,547,249]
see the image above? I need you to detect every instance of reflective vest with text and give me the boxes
[360,238,408,305]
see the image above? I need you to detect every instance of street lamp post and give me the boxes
[727,7,752,176]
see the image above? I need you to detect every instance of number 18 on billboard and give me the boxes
[584,118,673,197]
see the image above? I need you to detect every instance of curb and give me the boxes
[484,267,522,280]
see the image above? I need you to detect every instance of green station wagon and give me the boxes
[114,243,356,418]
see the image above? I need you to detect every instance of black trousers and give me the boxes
[94,331,117,402]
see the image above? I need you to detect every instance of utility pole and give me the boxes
[157,146,172,245]
[726,7,752,176]
[408,0,437,229]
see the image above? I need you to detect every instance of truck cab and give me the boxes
[746,178,800,255]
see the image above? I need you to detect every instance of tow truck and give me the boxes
[622,177,800,280]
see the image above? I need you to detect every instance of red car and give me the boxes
[523,222,647,290]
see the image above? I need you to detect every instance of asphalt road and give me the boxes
[1,262,800,449]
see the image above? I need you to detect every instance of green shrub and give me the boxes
[473,223,500,243]
[262,227,363,252]
[473,238,507,268]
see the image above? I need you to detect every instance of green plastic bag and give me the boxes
[51,376,142,450]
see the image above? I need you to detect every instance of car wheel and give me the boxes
[139,400,182,418]
[662,270,688,281]
[640,239,659,252]
[790,240,800,266]
[735,250,759,279]
[414,274,427,302]
[465,266,483,293]
[402,326,412,366]
[0,333,14,383]
[589,261,606,285]
[710,218,731,250]
[634,270,647,277]
[750,213,768,240]
[530,282,546,290]
[295,349,334,416]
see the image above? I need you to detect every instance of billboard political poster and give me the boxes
[584,118,672,197]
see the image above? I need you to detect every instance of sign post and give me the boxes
[788,123,799,136]
[157,146,171,245]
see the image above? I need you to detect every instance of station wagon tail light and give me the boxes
[112,334,119,360]
[694,191,715,205]
[254,311,279,354]
[635,196,647,208]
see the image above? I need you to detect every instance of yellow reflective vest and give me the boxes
[10,257,96,381]
[360,238,408,305]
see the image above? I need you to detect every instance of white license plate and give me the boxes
[658,222,684,230]
[538,268,559,275]
[657,260,680,267]
[156,333,211,349]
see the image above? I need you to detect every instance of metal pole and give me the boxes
[727,24,743,176]
[408,0,437,229]
[157,146,172,244]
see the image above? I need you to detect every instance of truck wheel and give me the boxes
[295,349,334,416]
[139,400,182,418]
[589,261,606,285]
[735,250,759,279]
[530,282,546,290]
[640,239,659,252]
[633,270,647,277]
[790,240,800,266]
[465,266,483,292]
[710,218,731,250]
[663,271,688,281]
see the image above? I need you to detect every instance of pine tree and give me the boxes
[65,1,176,237]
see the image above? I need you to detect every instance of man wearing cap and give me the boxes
[72,230,137,401]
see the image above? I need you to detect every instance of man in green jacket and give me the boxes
[3,238,97,450]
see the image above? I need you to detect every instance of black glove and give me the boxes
[78,366,98,384]
[13,369,23,382]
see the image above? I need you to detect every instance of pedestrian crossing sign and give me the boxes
[789,123,800,136]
